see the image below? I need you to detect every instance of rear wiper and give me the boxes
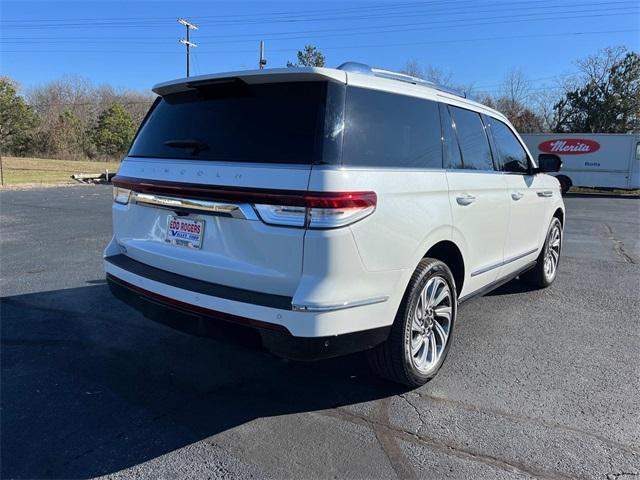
[163,139,209,155]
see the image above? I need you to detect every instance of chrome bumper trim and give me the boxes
[131,192,258,220]
[292,296,389,312]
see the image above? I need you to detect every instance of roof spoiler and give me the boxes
[152,67,347,96]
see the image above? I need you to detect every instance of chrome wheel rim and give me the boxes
[410,276,452,374]
[544,224,561,280]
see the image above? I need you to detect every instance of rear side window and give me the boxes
[342,87,442,168]
[449,106,494,171]
[490,119,530,173]
[129,81,341,165]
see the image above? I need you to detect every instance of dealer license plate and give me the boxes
[166,216,205,249]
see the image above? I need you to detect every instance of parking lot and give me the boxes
[1,185,639,479]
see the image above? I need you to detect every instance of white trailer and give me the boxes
[521,133,640,193]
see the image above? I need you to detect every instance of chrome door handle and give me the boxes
[511,191,524,201]
[456,193,476,206]
[537,190,553,198]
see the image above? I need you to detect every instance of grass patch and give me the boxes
[570,186,640,196]
[0,157,121,186]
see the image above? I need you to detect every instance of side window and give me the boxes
[439,103,462,169]
[342,87,443,168]
[490,119,530,174]
[449,106,495,171]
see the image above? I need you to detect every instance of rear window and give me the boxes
[342,87,443,168]
[129,81,343,165]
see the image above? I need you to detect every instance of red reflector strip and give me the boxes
[113,176,376,209]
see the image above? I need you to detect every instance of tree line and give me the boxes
[1,46,637,161]
[292,45,639,135]
[0,76,154,160]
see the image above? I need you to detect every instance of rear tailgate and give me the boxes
[112,160,311,297]
[109,72,346,298]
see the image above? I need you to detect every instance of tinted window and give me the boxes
[439,103,462,169]
[129,81,342,164]
[491,119,530,173]
[449,106,494,171]
[342,87,442,168]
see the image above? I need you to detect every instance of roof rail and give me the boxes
[337,61,466,99]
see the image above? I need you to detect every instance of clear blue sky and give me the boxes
[1,0,638,95]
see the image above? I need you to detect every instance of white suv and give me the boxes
[105,63,565,386]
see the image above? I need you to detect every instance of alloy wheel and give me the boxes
[410,276,452,374]
[544,224,561,280]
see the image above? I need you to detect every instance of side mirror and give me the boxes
[537,154,562,173]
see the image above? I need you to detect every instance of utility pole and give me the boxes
[178,18,198,77]
[259,40,267,69]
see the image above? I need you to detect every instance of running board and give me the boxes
[458,261,537,304]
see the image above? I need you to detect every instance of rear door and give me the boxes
[443,105,509,297]
[486,117,550,276]
[111,79,345,297]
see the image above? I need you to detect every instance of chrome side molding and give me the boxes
[537,191,554,198]
[131,192,258,220]
[470,248,538,277]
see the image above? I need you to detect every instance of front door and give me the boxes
[487,118,551,277]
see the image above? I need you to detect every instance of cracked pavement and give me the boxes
[1,186,639,479]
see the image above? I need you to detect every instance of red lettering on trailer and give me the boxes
[538,139,600,155]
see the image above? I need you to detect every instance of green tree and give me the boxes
[553,47,640,133]
[287,45,326,67]
[0,77,38,154]
[91,104,137,157]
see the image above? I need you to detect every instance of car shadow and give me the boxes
[485,277,540,297]
[1,284,405,479]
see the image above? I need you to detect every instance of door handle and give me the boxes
[511,191,524,201]
[537,190,553,198]
[456,193,476,206]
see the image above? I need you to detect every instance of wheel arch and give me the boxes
[424,240,465,295]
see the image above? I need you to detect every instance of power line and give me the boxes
[3,1,636,42]
[2,7,637,46]
[1,0,632,29]
[2,28,634,56]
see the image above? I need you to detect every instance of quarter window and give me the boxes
[491,119,530,173]
[342,87,443,168]
[449,106,494,171]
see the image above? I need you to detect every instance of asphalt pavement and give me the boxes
[1,185,639,479]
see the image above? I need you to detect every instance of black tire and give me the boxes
[556,175,572,195]
[368,258,457,387]
[522,217,563,288]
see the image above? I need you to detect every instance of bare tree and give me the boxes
[400,60,454,86]
[25,75,153,159]
[500,68,530,105]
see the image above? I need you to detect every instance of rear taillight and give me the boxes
[113,187,131,205]
[255,192,377,229]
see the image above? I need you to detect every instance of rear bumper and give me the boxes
[105,258,391,360]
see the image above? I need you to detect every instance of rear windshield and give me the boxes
[129,81,343,165]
